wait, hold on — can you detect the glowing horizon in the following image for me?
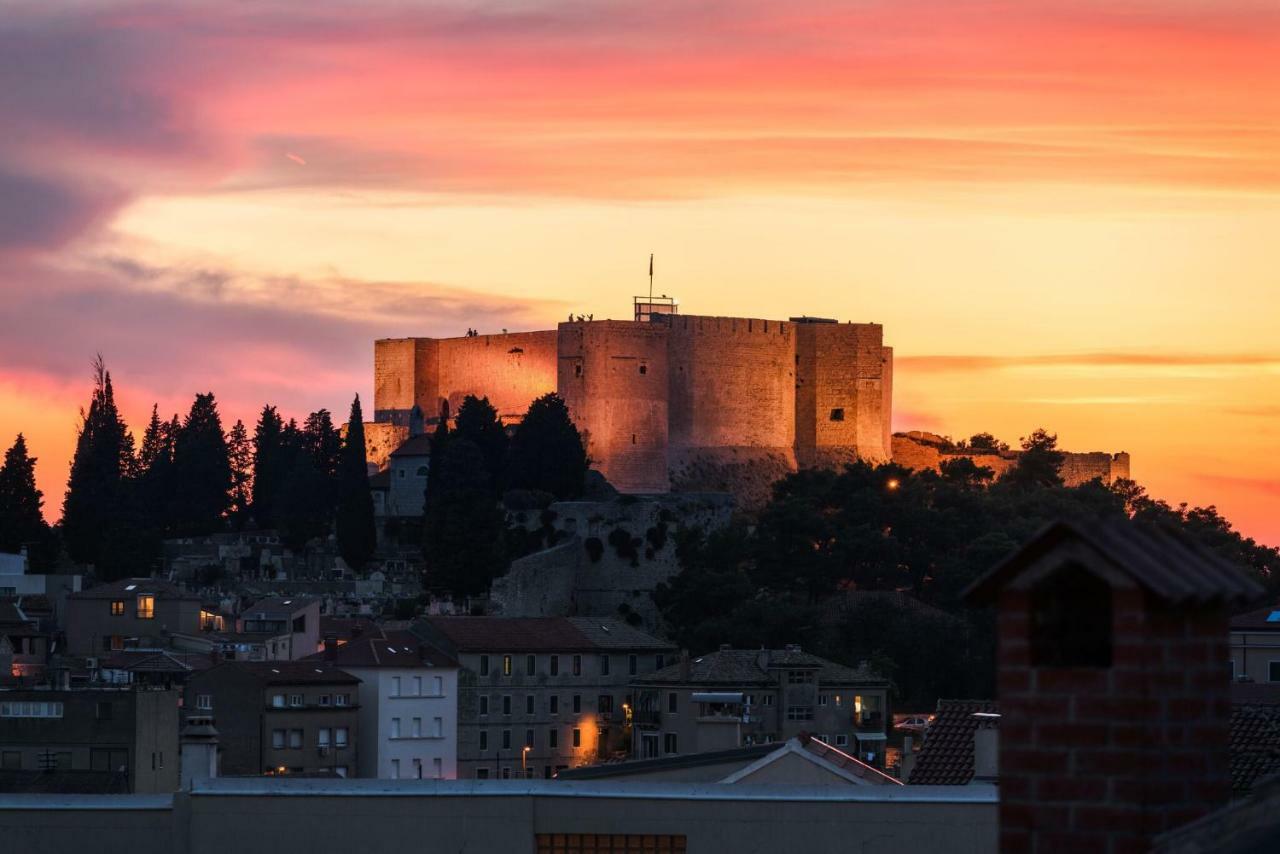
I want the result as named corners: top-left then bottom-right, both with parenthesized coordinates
top-left (0, 1), bottom-right (1277, 545)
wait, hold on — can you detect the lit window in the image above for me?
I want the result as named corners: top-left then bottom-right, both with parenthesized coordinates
top-left (272, 694), bottom-right (285, 708)
top-left (503, 655), bottom-right (512, 677)
top-left (136, 594), bottom-right (155, 619)
top-left (110, 600), bottom-right (125, 616)
top-left (335, 727), bottom-right (348, 747)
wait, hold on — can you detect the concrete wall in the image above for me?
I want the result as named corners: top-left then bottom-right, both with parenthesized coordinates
top-left (66, 595), bottom-right (202, 657)
top-left (0, 782), bottom-right (998, 854)
top-left (1229, 630), bottom-right (1280, 683)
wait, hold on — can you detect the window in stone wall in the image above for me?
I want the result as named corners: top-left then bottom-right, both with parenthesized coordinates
top-left (639, 364), bottom-right (648, 375)
top-left (829, 408), bottom-right (845, 422)
top-left (1030, 562), bottom-right (1113, 668)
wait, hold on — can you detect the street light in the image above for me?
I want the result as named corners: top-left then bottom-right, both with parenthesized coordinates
top-left (522, 745), bottom-right (531, 777)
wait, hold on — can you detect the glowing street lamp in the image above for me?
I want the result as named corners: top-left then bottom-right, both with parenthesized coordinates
top-left (885, 478), bottom-right (901, 491)
top-left (521, 745), bottom-right (531, 776)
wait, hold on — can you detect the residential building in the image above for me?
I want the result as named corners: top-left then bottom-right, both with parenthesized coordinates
top-left (630, 645), bottom-right (891, 766)
top-left (1230, 604), bottom-right (1280, 684)
top-left (0, 685), bottom-right (180, 793)
top-left (304, 632), bottom-right (459, 779)
top-left (184, 661), bottom-right (360, 777)
top-left (387, 435), bottom-right (431, 518)
top-left (411, 616), bottom-right (676, 780)
top-left (65, 578), bottom-right (201, 657)
top-left (172, 596), bottom-right (321, 662)
top-left (0, 600), bottom-right (51, 683)
top-left (0, 550), bottom-right (81, 600)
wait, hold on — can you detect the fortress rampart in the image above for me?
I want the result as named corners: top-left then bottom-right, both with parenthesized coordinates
top-left (891, 431), bottom-right (1131, 487)
top-left (373, 313), bottom-right (893, 494)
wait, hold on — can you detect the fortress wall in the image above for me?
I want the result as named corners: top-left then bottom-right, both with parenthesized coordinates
top-left (435, 330), bottom-right (558, 422)
top-left (794, 323), bottom-right (890, 467)
top-left (559, 321), bottom-right (670, 493)
top-left (340, 421), bottom-right (409, 472)
top-left (667, 315), bottom-right (797, 451)
top-left (891, 433), bottom-right (1130, 486)
top-left (373, 338), bottom-right (436, 422)
top-left (882, 346), bottom-right (894, 459)
top-left (1060, 451), bottom-right (1131, 485)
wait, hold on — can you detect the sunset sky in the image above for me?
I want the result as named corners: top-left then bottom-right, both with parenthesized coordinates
top-left (1, 0), bottom-right (1277, 545)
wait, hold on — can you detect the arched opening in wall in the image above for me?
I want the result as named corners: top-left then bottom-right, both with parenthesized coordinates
top-left (1030, 562), bottom-right (1113, 668)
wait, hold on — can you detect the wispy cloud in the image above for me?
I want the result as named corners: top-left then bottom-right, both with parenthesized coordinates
top-left (899, 353), bottom-right (1280, 373)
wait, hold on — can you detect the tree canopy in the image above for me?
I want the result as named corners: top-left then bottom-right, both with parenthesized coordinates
top-left (335, 395), bottom-right (377, 571)
top-left (507, 393), bottom-right (588, 499)
top-left (0, 434), bottom-right (51, 565)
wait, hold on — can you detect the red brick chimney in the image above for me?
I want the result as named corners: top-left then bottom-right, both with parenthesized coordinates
top-left (965, 520), bottom-right (1262, 854)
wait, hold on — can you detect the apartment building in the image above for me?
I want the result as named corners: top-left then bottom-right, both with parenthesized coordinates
top-left (0, 685), bottom-right (180, 792)
top-left (1230, 605), bottom-right (1280, 684)
top-left (631, 645), bottom-right (891, 766)
top-left (184, 661), bottom-right (360, 776)
top-left (411, 617), bottom-right (675, 780)
top-left (305, 632), bottom-right (459, 779)
top-left (65, 578), bottom-right (201, 656)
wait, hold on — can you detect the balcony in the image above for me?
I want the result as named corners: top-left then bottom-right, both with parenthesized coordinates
top-left (853, 712), bottom-right (884, 732)
top-left (631, 709), bottom-right (661, 728)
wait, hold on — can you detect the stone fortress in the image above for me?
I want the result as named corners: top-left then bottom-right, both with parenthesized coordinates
top-left (365, 298), bottom-right (1128, 501)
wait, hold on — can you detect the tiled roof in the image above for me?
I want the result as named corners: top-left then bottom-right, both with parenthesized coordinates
top-left (368, 470), bottom-right (392, 490)
top-left (1231, 605), bottom-right (1280, 631)
top-left (100, 650), bottom-right (214, 673)
top-left (1231, 704), bottom-right (1280, 796)
top-left (798, 734), bottom-right (902, 786)
top-left (417, 617), bottom-right (671, 654)
top-left (210, 661), bottom-right (360, 686)
top-left (242, 596), bottom-right (316, 618)
top-left (320, 616), bottom-right (387, 642)
top-left (964, 519), bottom-right (1264, 606)
top-left (390, 434), bottom-right (432, 458)
top-left (634, 648), bottom-right (884, 687)
top-left (907, 700), bottom-right (1000, 786)
top-left (72, 577), bottom-right (199, 601)
top-left (302, 631), bottom-right (457, 669)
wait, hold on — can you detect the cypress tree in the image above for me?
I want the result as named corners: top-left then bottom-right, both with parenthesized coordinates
top-left (172, 393), bottom-right (232, 535)
top-left (335, 396), bottom-right (376, 572)
top-left (226, 419), bottom-right (253, 526)
top-left (421, 438), bottom-right (508, 597)
top-left (507, 393), bottom-right (588, 499)
top-left (251, 405), bottom-right (286, 529)
top-left (453, 395), bottom-right (508, 494)
top-left (0, 434), bottom-right (48, 556)
top-left (62, 357), bottom-right (133, 567)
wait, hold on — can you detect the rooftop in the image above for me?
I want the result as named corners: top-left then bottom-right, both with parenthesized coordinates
top-left (1231, 605), bottom-right (1280, 631)
top-left (204, 661), bottom-right (360, 686)
top-left (303, 632), bottom-right (458, 669)
top-left (390, 435), bottom-right (432, 458)
top-left (634, 647), bottom-right (884, 687)
top-left (907, 700), bottom-right (1000, 786)
top-left (1231, 704), bottom-right (1280, 796)
top-left (242, 596), bottom-right (318, 619)
top-left (416, 617), bottom-right (673, 654)
top-left (71, 577), bottom-right (199, 602)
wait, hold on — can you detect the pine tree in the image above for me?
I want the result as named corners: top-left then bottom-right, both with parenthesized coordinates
top-left (302, 409), bottom-right (342, 512)
top-left (226, 419), bottom-right (253, 526)
top-left (421, 438), bottom-right (508, 597)
top-left (62, 357), bottom-right (134, 568)
top-left (0, 434), bottom-right (48, 556)
top-left (275, 446), bottom-right (330, 551)
top-left (1004, 428), bottom-right (1066, 489)
top-left (171, 393), bottom-right (232, 535)
top-left (454, 395), bottom-right (508, 494)
top-left (251, 405), bottom-right (286, 529)
top-left (507, 393), bottom-right (588, 499)
top-left (335, 396), bottom-right (377, 572)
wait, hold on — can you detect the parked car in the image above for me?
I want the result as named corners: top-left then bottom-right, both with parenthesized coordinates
top-left (894, 715), bottom-right (933, 733)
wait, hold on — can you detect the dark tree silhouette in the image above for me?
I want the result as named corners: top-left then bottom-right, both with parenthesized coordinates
top-left (0, 434), bottom-right (49, 560)
top-left (1004, 428), bottom-right (1066, 489)
top-left (251, 405), bottom-right (288, 529)
top-left (335, 396), bottom-right (377, 572)
top-left (171, 393), bottom-right (232, 535)
top-left (421, 438), bottom-right (508, 597)
top-left (453, 395), bottom-right (508, 493)
top-left (507, 393), bottom-right (588, 499)
top-left (226, 419), bottom-right (253, 525)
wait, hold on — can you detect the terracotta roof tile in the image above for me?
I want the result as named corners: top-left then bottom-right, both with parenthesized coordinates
top-left (907, 699), bottom-right (999, 786)
top-left (1232, 704), bottom-right (1280, 795)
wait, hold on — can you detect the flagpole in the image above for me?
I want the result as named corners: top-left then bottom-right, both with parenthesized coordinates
top-left (649, 253), bottom-right (654, 304)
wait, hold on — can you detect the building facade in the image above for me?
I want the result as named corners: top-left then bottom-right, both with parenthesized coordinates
top-left (1229, 605), bottom-right (1280, 684)
top-left (184, 662), bottom-right (360, 777)
top-left (0, 685), bottom-right (180, 792)
top-left (630, 646), bottom-right (891, 766)
top-left (65, 578), bottom-right (201, 657)
top-left (306, 633), bottom-right (459, 780)
top-left (411, 617), bottom-right (675, 780)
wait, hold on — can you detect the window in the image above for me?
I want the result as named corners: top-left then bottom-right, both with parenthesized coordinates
top-left (413, 676), bottom-right (423, 696)
top-left (136, 594), bottom-right (155, 619)
top-left (818, 695), bottom-right (828, 706)
top-left (335, 694), bottom-right (349, 707)
top-left (196, 694), bottom-right (212, 710)
top-left (787, 671), bottom-right (813, 684)
top-left (433, 717), bottom-right (443, 738)
top-left (433, 758), bottom-right (443, 779)
top-left (412, 717), bottom-right (422, 738)
top-left (574, 363), bottom-right (582, 378)
top-left (503, 655), bottom-right (513, 677)
top-left (598, 695), bottom-right (613, 714)
top-left (503, 695), bottom-right (512, 716)
top-left (525, 729), bottom-right (534, 748)
top-left (288, 729), bottom-right (303, 748)
top-left (318, 728), bottom-right (331, 747)
top-left (572, 728), bottom-right (581, 748)
top-left (95, 701), bottom-right (113, 720)
top-left (480, 731), bottom-right (488, 751)
top-left (762, 695), bottom-right (774, 706)
top-left (835, 734), bottom-right (849, 747)
top-left (663, 733), bottom-right (678, 755)
top-left (501, 767), bottom-right (512, 780)
top-left (667, 692), bottom-right (678, 714)
top-left (829, 408), bottom-right (845, 422)
top-left (110, 600), bottom-right (125, 616)
top-left (272, 729), bottom-right (285, 749)
top-left (629, 655), bottom-right (638, 676)
top-left (335, 727), bottom-right (348, 747)
top-left (392, 677), bottom-right (401, 697)
top-left (413, 758), bottom-right (423, 779)
top-left (271, 693), bottom-right (285, 708)
top-left (1269, 661), bottom-right (1280, 683)
top-left (502, 730), bottom-right (512, 750)
top-left (479, 655), bottom-right (490, 676)
top-left (526, 695), bottom-right (534, 715)
top-left (476, 768), bottom-right (490, 780)
top-left (526, 655), bottom-right (536, 676)
top-left (391, 718), bottom-right (401, 738)
top-left (656, 654), bottom-right (665, 670)
top-left (786, 705), bottom-right (814, 721)
top-left (433, 676), bottom-right (443, 696)
top-left (600, 655), bottom-right (611, 677)
top-left (391, 759), bottom-right (400, 779)
top-left (1031, 563), bottom-right (1113, 668)
top-left (572, 695), bottom-right (581, 714)
top-left (289, 694), bottom-right (303, 707)
top-left (550, 655), bottom-right (559, 676)
top-left (549, 729), bottom-right (559, 748)
top-left (639, 363), bottom-right (647, 375)
top-left (0, 701), bottom-right (65, 719)
top-left (572, 655), bottom-right (582, 676)
top-left (549, 696), bottom-right (559, 715)
top-left (479, 696), bottom-right (489, 716)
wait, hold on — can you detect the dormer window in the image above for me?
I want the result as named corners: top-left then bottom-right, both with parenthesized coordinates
top-left (1031, 563), bottom-right (1112, 668)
